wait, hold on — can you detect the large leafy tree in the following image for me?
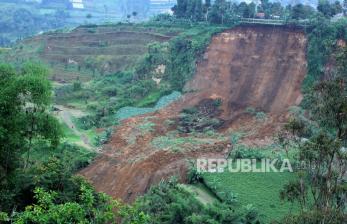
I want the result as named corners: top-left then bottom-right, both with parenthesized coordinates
top-left (0, 63), bottom-right (150, 223)
top-left (172, 0), bottom-right (204, 21)
top-left (208, 0), bottom-right (229, 24)
top-left (279, 46), bottom-right (347, 223)
top-left (317, 0), bottom-right (343, 18)
top-left (0, 63), bottom-right (62, 211)
top-left (290, 4), bottom-right (315, 20)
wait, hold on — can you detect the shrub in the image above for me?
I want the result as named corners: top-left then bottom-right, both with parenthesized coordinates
top-left (245, 107), bottom-right (267, 121)
top-left (73, 81), bottom-right (82, 91)
top-left (177, 99), bottom-right (223, 133)
top-left (230, 132), bottom-right (244, 145)
top-left (187, 161), bottom-right (203, 184)
top-left (245, 107), bottom-right (256, 115)
top-left (76, 115), bottom-right (97, 130)
top-left (135, 177), bottom-right (256, 224)
top-left (101, 86), bottom-right (118, 97)
top-left (95, 128), bottom-right (114, 146)
top-left (255, 111), bottom-right (267, 121)
top-left (229, 145), bottom-right (265, 161)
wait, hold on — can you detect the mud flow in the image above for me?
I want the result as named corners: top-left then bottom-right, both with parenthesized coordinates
top-left (80, 25), bottom-right (307, 202)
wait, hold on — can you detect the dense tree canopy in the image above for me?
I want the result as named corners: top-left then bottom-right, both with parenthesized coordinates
top-left (0, 63), bottom-right (61, 182)
top-left (0, 63), bottom-right (150, 223)
top-left (279, 43), bottom-right (347, 224)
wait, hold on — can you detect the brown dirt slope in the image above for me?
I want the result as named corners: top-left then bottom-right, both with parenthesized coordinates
top-left (80, 25), bottom-right (307, 202)
top-left (182, 25), bottom-right (307, 118)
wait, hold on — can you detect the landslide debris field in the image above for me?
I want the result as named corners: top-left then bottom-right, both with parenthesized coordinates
top-left (4, 25), bottom-right (175, 82)
top-left (81, 25), bottom-right (307, 202)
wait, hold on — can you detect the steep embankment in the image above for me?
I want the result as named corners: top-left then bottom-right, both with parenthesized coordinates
top-left (183, 25), bottom-right (306, 118)
top-left (80, 25), bottom-right (307, 202)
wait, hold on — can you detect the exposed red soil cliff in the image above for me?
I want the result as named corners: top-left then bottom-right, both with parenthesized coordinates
top-left (80, 25), bottom-right (307, 202)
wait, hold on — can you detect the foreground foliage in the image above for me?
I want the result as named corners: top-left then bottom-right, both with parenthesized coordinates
top-left (135, 178), bottom-right (259, 224)
top-left (0, 63), bottom-right (148, 223)
top-left (278, 44), bottom-right (347, 224)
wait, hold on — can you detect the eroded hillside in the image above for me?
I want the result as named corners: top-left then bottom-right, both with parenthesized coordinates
top-left (184, 26), bottom-right (306, 116)
top-left (80, 25), bottom-right (307, 202)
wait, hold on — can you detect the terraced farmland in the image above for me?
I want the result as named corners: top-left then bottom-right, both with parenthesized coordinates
top-left (4, 25), bottom-right (177, 83)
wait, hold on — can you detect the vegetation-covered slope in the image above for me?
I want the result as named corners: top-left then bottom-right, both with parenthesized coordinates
top-left (3, 25), bottom-right (177, 82)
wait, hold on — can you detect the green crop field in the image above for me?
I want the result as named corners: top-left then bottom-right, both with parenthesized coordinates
top-left (202, 171), bottom-right (300, 223)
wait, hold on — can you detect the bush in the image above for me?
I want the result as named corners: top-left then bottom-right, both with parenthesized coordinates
top-left (73, 81), bottom-right (82, 91)
top-left (135, 177), bottom-right (256, 224)
top-left (76, 115), bottom-right (97, 130)
top-left (187, 161), bottom-right (203, 184)
top-left (229, 145), bottom-right (265, 161)
top-left (178, 99), bottom-right (223, 133)
top-left (245, 107), bottom-right (267, 121)
top-left (255, 112), bottom-right (267, 121)
top-left (101, 86), bottom-right (118, 97)
top-left (95, 128), bottom-right (114, 146)
top-left (245, 107), bottom-right (256, 114)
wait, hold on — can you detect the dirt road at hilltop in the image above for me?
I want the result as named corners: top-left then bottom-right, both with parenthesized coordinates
top-left (80, 25), bottom-right (307, 202)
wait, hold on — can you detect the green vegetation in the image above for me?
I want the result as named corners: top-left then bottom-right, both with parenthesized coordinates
top-left (48, 23), bottom-right (229, 131)
top-left (302, 16), bottom-right (347, 92)
top-left (60, 122), bottom-right (80, 143)
top-left (178, 99), bottom-right (223, 133)
top-left (152, 132), bottom-right (206, 152)
top-left (151, 130), bottom-right (226, 152)
top-left (116, 91), bottom-right (182, 120)
top-left (94, 128), bottom-right (114, 147)
top-left (171, 0), bottom-right (343, 25)
top-left (172, 0), bottom-right (287, 23)
top-left (245, 107), bottom-right (267, 122)
top-left (1, 0), bottom-right (347, 223)
top-left (0, 0), bottom-right (126, 47)
top-left (275, 31), bottom-right (347, 223)
top-left (0, 3), bottom-right (70, 46)
top-left (134, 177), bottom-right (260, 224)
top-left (0, 63), bottom-right (148, 223)
top-left (12, 183), bottom-right (117, 224)
top-left (182, 183), bottom-right (219, 205)
top-left (200, 143), bottom-right (300, 222)
top-left (29, 142), bottom-right (95, 170)
top-left (202, 171), bottom-right (299, 223)
top-left (0, 62), bottom-right (61, 178)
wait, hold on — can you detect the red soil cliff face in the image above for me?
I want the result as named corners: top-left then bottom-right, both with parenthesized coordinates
top-left (80, 25), bottom-right (307, 202)
top-left (182, 25), bottom-right (307, 119)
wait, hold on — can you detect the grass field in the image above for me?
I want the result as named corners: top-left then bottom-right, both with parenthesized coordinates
top-left (202, 171), bottom-right (300, 223)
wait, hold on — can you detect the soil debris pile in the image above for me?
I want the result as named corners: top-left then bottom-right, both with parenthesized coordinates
top-left (80, 25), bottom-right (307, 202)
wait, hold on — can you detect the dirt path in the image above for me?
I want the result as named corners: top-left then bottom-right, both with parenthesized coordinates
top-left (55, 105), bottom-right (94, 151)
